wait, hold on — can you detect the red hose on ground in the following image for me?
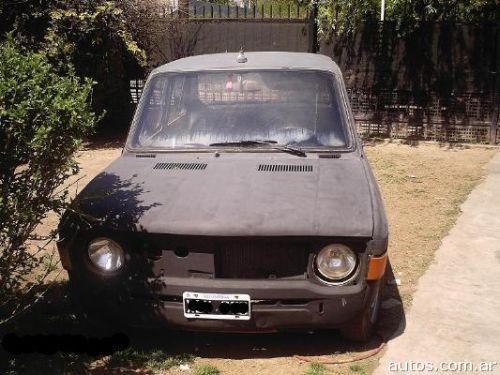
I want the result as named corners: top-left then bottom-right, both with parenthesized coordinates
top-left (294, 334), bottom-right (386, 365)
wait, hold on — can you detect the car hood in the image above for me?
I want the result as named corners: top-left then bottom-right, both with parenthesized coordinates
top-left (73, 154), bottom-right (374, 237)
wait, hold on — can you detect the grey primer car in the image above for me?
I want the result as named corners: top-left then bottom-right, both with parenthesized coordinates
top-left (58, 52), bottom-right (389, 342)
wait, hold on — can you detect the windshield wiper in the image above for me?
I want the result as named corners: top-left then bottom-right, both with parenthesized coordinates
top-left (209, 140), bottom-right (276, 147)
top-left (209, 140), bottom-right (307, 157)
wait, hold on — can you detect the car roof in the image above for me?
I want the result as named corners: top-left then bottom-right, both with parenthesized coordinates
top-left (151, 52), bottom-right (342, 75)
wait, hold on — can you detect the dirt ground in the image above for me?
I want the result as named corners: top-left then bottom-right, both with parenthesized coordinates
top-left (372, 152), bottom-right (500, 374)
top-left (365, 141), bottom-right (496, 305)
top-left (5, 141), bottom-right (497, 375)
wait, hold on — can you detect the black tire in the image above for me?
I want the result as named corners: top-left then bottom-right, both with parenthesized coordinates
top-left (340, 279), bottom-right (383, 342)
top-left (67, 235), bottom-right (151, 338)
top-left (68, 279), bottom-right (120, 338)
top-left (67, 238), bottom-right (127, 337)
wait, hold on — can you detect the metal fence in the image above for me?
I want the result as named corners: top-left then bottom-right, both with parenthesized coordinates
top-left (348, 90), bottom-right (494, 143)
top-left (187, 3), bottom-right (310, 20)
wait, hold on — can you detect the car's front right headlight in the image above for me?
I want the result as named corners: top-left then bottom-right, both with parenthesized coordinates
top-left (88, 237), bottom-right (124, 272)
top-left (315, 244), bottom-right (357, 282)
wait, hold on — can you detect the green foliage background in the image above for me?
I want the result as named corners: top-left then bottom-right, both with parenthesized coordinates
top-left (0, 0), bottom-right (149, 325)
top-left (318, 0), bottom-right (500, 36)
top-left (0, 39), bottom-right (97, 323)
top-left (0, 0), bottom-right (146, 133)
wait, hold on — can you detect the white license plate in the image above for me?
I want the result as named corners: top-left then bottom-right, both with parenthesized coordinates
top-left (183, 292), bottom-right (251, 320)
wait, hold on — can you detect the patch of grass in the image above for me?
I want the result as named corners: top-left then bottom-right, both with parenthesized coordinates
top-left (304, 362), bottom-right (327, 375)
top-left (144, 350), bottom-right (181, 371)
top-left (350, 363), bottom-right (366, 374)
top-left (193, 363), bottom-right (220, 375)
top-left (446, 176), bottom-right (481, 219)
top-left (1, 353), bottom-right (92, 375)
top-left (106, 348), bottom-right (193, 371)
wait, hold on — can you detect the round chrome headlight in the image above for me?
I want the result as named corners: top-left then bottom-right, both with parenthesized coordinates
top-left (88, 238), bottom-right (124, 272)
top-left (315, 244), bottom-right (357, 282)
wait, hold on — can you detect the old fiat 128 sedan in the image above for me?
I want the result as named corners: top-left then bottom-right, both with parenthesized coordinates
top-left (57, 51), bottom-right (388, 341)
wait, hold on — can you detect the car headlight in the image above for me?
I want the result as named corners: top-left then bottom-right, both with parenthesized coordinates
top-left (88, 238), bottom-right (124, 272)
top-left (315, 244), bottom-right (357, 282)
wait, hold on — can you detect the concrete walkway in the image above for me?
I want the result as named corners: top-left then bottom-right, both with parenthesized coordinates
top-left (374, 152), bottom-right (500, 375)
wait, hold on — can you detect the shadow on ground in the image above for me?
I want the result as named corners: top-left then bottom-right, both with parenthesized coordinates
top-left (82, 132), bottom-right (127, 151)
top-left (0, 263), bottom-right (405, 374)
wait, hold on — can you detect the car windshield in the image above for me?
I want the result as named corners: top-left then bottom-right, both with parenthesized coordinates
top-left (129, 70), bottom-right (350, 150)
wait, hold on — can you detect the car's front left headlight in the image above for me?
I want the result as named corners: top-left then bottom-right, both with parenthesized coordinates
top-left (88, 237), bottom-right (124, 272)
top-left (315, 244), bottom-right (357, 282)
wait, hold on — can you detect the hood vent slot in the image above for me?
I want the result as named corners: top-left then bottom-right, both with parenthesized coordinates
top-left (136, 154), bottom-right (156, 158)
top-left (153, 162), bottom-right (207, 170)
top-left (258, 164), bottom-right (313, 172)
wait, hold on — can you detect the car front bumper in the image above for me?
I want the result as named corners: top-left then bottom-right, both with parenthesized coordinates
top-left (77, 277), bottom-right (372, 332)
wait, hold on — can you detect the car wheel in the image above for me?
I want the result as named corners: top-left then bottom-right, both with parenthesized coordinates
top-left (68, 279), bottom-right (118, 337)
top-left (340, 279), bottom-right (383, 342)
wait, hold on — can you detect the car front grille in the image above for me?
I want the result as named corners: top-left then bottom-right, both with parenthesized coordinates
top-left (146, 237), bottom-right (312, 280)
top-left (215, 241), bottom-right (310, 279)
top-left (143, 235), bottom-right (365, 281)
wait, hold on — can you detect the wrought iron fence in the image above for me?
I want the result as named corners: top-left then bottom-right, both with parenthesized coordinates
top-left (162, 3), bottom-right (310, 20)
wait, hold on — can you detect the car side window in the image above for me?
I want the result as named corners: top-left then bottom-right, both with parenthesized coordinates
top-left (136, 77), bottom-right (166, 144)
top-left (165, 75), bottom-right (186, 125)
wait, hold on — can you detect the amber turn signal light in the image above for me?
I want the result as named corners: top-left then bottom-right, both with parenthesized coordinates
top-left (366, 253), bottom-right (388, 281)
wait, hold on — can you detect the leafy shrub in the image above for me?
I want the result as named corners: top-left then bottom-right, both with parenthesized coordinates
top-left (2, 0), bottom-right (146, 133)
top-left (0, 39), bottom-right (97, 324)
top-left (42, 1), bottom-right (145, 133)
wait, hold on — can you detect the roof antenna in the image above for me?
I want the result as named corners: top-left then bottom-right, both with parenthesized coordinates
top-left (236, 47), bottom-right (247, 63)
